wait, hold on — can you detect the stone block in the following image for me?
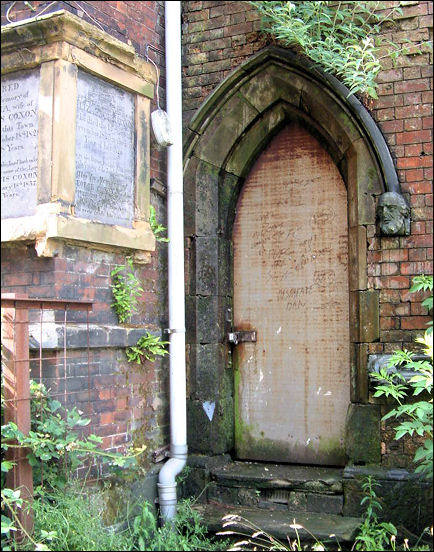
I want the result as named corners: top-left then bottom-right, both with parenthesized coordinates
top-left (347, 139), bottom-right (382, 227)
top-left (194, 92), bottom-right (258, 168)
top-left (225, 104), bottom-right (287, 178)
top-left (345, 404), bottom-right (381, 464)
top-left (189, 343), bottom-right (226, 401)
top-left (197, 295), bottom-right (220, 344)
top-left (349, 225), bottom-right (367, 291)
top-left (307, 493), bottom-right (343, 515)
top-left (184, 156), bottom-right (220, 237)
top-left (350, 290), bottom-right (380, 343)
top-left (219, 170), bottom-right (241, 237)
top-left (187, 397), bottom-right (234, 455)
top-left (218, 238), bottom-right (232, 295)
top-left (196, 237), bottom-right (219, 296)
top-left (350, 343), bottom-right (369, 404)
top-left (343, 466), bottom-right (433, 534)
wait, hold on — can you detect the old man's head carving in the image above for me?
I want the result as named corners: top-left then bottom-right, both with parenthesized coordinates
top-left (377, 192), bottom-right (410, 236)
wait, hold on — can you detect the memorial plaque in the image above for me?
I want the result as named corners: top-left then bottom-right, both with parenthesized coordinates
top-left (1, 70), bottom-right (40, 218)
top-left (75, 70), bottom-right (135, 227)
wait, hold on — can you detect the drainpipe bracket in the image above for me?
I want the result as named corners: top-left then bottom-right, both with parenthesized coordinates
top-left (164, 328), bottom-right (186, 334)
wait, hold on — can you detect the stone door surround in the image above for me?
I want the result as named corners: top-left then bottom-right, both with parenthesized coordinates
top-left (183, 45), bottom-right (401, 459)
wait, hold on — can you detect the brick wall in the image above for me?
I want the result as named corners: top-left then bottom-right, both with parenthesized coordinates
top-left (1, 0), bottom-right (169, 466)
top-left (182, 0), bottom-right (433, 348)
top-left (181, 1), bottom-right (433, 469)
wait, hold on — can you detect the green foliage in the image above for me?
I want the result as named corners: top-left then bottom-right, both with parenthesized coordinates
top-left (126, 332), bottom-right (169, 364)
top-left (149, 205), bottom-right (169, 243)
top-left (1, 381), bottom-right (144, 550)
top-left (110, 257), bottom-right (144, 324)
top-left (354, 476), bottom-right (397, 551)
top-left (131, 499), bottom-right (227, 551)
top-left (14, 483), bottom-right (135, 552)
top-left (410, 275), bottom-right (433, 334)
top-left (249, 1), bottom-right (432, 100)
top-left (371, 275), bottom-right (433, 478)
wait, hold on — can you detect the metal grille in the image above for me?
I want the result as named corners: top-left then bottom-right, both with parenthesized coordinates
top-left (1, 295), bottom-right (94, 535)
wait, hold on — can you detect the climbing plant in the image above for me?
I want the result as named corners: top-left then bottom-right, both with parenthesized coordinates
top-left (250, 1), bottom-right (432, 100)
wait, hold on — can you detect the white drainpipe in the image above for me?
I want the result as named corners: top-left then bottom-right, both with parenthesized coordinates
top-left (157, 0), bottom-right (187, 523)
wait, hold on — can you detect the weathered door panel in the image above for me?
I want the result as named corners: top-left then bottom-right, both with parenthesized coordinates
top-left (233, 123), bottom-right (350, 466)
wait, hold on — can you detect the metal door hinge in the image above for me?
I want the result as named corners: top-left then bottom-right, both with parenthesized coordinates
top-left (227, 330), bottom-right (257, 345)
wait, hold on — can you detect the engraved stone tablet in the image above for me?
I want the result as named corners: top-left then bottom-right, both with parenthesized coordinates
top-left (1, 70), bottom-right (39, 218)
top-left (75, 71), bottom-right (135, 227)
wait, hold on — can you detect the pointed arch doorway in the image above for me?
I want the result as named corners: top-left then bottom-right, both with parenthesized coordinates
top-left (233, 123), bottom-right (350, 465)
top-left (184, 46), bottom-right (402, 463)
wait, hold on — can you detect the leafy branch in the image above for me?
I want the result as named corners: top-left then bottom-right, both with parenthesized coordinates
top-left (250, 1), bottom-right (432, 100)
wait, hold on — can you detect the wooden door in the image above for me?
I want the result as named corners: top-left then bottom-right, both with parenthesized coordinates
top-left (233, 123), bottom-right (350, 465)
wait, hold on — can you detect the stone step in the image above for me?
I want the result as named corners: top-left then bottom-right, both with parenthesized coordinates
top-left (208, 461), bottom-right (345, 514)
top-left (194, 502), bottom-right (362, 545)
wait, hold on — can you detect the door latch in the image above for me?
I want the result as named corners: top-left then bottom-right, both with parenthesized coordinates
top-left (227, 330), bottom-right (257, 345)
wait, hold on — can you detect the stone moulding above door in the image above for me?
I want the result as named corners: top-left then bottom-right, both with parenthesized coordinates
top-left (183, 45), bottom-right (398, 455)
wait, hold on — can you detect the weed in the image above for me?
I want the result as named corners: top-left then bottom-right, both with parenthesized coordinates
top-left (149, 205), bottom-right (169, 243)
top-left (110, 257), bottom-right (144, 324)
top-left (126, 332), bottom-right (169, 364)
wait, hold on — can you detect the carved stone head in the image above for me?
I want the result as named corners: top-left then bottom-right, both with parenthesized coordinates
top-left (377, 192), bottom-right (410, 236)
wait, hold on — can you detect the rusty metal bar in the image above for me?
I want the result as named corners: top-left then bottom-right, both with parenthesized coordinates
top-left (2, 302), bottom-right (34, 537)
top-left (1, 295), bottom-right (93, 539)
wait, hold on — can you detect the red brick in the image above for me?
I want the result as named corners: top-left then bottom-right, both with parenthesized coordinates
top-left (100, 412), bottom-right (114, 425)
top-left (404, 168), bottom-right (425, 182)
top-left (409, 248), bottom-right (427, 261)
top-left (380, 119), bottom-right (404, 133)
top-left (411, 302), bottom-right (431, 315)
top-left (381, 262), bottom-right (400, 276)
top-left (376, 108), bottom-right (395, 121)
top-left (404, 143), bottom-right (428, 156)
top-left (401, 234), bottom-right (433, 248)
top-left (3, 273), bottom-right (33, 286)
top-left (404, 118), bottom-right (423, 131)
top-left (403, 92), bottom-right (422, 105)
top-left (423, 117), bottom-right (433, 129)
top-left (395, 79), bottom-right (431, 94)
top-left (410, 221), bottom-right (426, 235)
top-left (400, 261), bottom-right (433, 275)
top-left (396, 130), bottom-right (432, 145)
top-left (382, 249), bottom-right (409, 262)
top-left (395, 104), bottom-right (433, 119)
top-left (380, 276), bottom-right (411, 289)
top-left (412, 207), bottom-right (434, 221)
top-left (401, 316), bottom-right (432, 330)
top-left (380, 288), bottom-right (402, 303)
top-left (396, 155), bottom-right (433, 169)
top-left (381, 317), bottom-right (399, 330)
top-left (378, 68), bottom-right (403, 83)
